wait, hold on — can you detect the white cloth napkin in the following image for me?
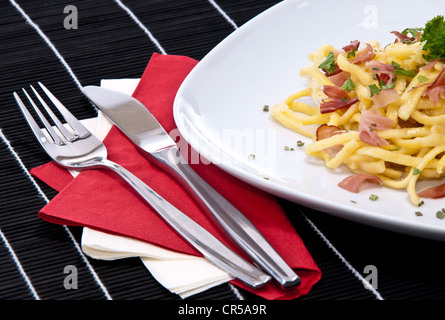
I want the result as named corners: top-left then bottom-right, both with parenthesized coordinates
top-left (78, 79), bottom-right (233, 298)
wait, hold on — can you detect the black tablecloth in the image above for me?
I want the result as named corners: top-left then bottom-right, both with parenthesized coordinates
top-left (1, 0), bottom-right (445, 302)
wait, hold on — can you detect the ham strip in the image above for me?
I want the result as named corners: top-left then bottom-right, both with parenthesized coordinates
top-left (370, 88), bottom-right (399, 108)
top-left (315, 124), bottom-right (346, 157)
top-left (359, 109), bottom-right (394, 147)
top-left (320, 97), bottom-right (359, 114)
top-left (338, 174), bottom-right (383, 193)
top-left (423, 67), bottom-right (445, 105)
top-left (421, 59), bottom-right (442, 71)
top-left (390, 31), bottom-right (415, 43)
top-left (315, 124), bottom-right (347, 141)
top-left (319, 85), bottom-right (358, 114)
top-left (418, 183), bottom-right (445, 199)
top-left (365, 60), bottom-right (396, 84)
top-left (323, 85), bottom-right (350, 100)
top-left (328, 71), bottom-right (351, 87)
top-left (342, 40), bottom-right (360, 53)
top-left (349, 43), bottom-right (376, 65)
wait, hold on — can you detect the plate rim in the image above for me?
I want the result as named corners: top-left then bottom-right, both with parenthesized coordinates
top-left (173, 0), bottom-right (445, 241)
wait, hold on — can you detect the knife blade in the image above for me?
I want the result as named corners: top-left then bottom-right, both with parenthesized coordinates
top-left (82, 85), bottom-right (300, 289)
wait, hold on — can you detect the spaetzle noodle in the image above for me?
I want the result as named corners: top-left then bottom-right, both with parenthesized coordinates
top-left (270, 32), bottom-right (445, 206)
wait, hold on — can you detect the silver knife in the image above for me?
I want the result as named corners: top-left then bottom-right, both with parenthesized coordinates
top-left (82, 85), bottom-right (300, 289)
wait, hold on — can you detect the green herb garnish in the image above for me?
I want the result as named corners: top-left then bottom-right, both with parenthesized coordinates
top-left (420, 15), bottom-right (445, 61)
top-left (318, 51), bottom-right (336, 75)
top-left (341, 77), bottom-right (356, 91)
top-left (381, 82), bottom-right (395, 90)
top-left (391, 61), bottom-right (416, 78)
top-left (413, 168), bottom-right (423, 175)
top-left (369, 194), bottom-right (379, 201)
top-left (368, 84), bottom-right (381, 97)
top-left (417, 75), bottom-right (429, 83)
top-left (402, 27), bottom-right (423, 39)
top-left (347, 48), bottom-right (358, 59)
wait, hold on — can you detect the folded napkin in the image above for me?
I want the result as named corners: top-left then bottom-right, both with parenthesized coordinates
top-left (31, 53), bottom-right (321, 300)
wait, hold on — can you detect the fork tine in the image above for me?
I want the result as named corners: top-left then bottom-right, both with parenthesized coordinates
top-left (38, 82), bottom-right (91, 139)
top-left (13, 91), bottom-right (57, 145)
top-left (19, 89), bottom-right (64, 145)
top-left (30, 85), bottom-right (78, 142)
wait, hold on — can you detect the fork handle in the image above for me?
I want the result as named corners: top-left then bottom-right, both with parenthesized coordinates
top-left (150, 147), bottom-right (300, 290)
top-left (98, 158), bottom-right (271, 289)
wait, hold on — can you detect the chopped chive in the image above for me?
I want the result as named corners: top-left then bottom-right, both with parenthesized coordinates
top-left (297, 140), bottom-right (305, 147)
top-left (347, 48), bottom-right (358, 58)
top-left (417, 75), bottom-right (429, 83)
top-left (418, 200), bottom-right (425, 207)
top-left (248, 154), bottom-right (255, 161)
top-left (284, 146), bottom-right (289, 151)
top-left (369, 194), bottom-right (379, 201)
top-left (350, 200), bottom-right (357, 203)
top-left (415, 211), bottom-right (423, 216)
top-left (263, 105), bottom-right (269, 112)
top-left (413, 168), bottom-right (423, 175)
top-left (436, 211), bottom-right (445, 219)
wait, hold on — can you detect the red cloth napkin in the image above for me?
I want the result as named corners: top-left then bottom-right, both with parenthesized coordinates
top-left (31, 53), bottom-right (321, 300)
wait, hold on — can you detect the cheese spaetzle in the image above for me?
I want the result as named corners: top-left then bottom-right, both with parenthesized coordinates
top-left (271, 28), bottom-right (445, 206)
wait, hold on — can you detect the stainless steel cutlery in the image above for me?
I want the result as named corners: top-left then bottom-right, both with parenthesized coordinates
top-left (14, 82), bottom-right (300, 289)
top-left (82, 86), bottom-right (300, 289)
top-left (13, 82), bottom-right (272, 289)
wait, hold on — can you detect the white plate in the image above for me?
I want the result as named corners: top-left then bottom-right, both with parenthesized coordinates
top-left (173, 0), bottom-right (445, 241)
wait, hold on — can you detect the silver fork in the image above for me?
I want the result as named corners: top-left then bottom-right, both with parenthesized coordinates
top-left (13, 82), bottom-right (271, 289)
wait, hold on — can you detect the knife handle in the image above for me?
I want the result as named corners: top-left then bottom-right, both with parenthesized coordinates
top-left (151, 147), bottom-right (300, 290)
top-left (100, 158), bottom-right (271, 289)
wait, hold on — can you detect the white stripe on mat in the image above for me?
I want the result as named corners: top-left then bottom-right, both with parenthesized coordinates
top-left (208, 0), bottom-right (239, 29)
top-left (113, 0), bottom-right (167, 54)
top-left (7, 0), bottom-right (113, 300)
top-left (300, 210), bottom-right (384, 300)
top-left (0, 228), bottom-right (40, 300)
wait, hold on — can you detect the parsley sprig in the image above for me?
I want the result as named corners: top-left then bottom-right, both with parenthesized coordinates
top-left (341, 77), bottom-right (356, 91)
top-left (368, 81), bottom-right (395, 97)
top-left (318, 51), bottom-right (337, 75)
top-left (391, 61), bottom-right (416, 78)
top-left (420, 15), bottom-right (445, 61)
